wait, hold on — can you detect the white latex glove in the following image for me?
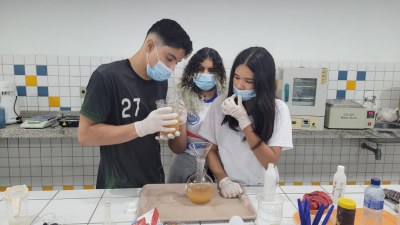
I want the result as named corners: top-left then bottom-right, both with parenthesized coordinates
top-left (155, 131), bottom-right (180, 141)
top-left (134, 107), bottom-right (178, 137)
top-left (219, 177), bottom-right (243, 198)
top-left (221, 94), bottom-right (252, 130)
top-left (155, 100), bottom-right (187, 141)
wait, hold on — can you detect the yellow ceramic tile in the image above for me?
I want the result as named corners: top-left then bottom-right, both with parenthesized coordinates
top-left (382, 180), bottom-right (391, 185)
top-left (0, 186), bottom-right (6, 192)
top-left (294, 182), bottom-right (303, 186)
top-left (364, 181), bottom-right (371, 185)
top-left (328, 181), bottom-right (333, 185)
top-left (346, 80), bottom-right (356, 90)
top-left (42, 186), bottom-right (53, 191)
top-left (84, 185), bottom-right (94, 190)
top-left (311, 182), bottom-right (321, 186)
top-left (25, 75), bottom-right (37, 86)
top-left (27, 186), bottom-right (32, 191)
top-left (347, 181), bottom-right (357, 185)
top-left (48, 96), bottom-right (60, 107)
top-left (278, 182), bottom-right (285, 186)
top-left (63, 185), bottom-right (74, 190)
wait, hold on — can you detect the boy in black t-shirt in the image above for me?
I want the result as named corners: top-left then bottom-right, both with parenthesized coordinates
top-left (78, 19), bottom-right (193, 188)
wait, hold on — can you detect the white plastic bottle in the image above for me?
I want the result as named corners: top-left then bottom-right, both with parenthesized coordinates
top-left (362, 178), bottom-right (385, 225)
top-left (332, 165), bottom-right (347, 205)
top-left (274, 165), bottom-right (280, 187)
top-left (264, 163), bottom-right (277, 202)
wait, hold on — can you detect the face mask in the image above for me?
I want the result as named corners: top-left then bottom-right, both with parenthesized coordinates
top-left (146, 46), bottom-right (173, 81)
top-left (233, 85), bottom-right (256, 101)
top-left (193, 73), bottom-right (216, 91)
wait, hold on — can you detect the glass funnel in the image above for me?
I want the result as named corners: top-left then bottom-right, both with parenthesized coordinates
top-left (185, 142), bottom-right (215, 204)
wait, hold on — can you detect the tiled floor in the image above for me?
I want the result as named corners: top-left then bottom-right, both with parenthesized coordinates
top-left (0, 185), bottom-right (398, 225)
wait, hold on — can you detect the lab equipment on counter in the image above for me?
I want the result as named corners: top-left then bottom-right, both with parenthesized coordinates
top-left (332, 165), bottom-right (347, 205)
top-left (0, 80), bottom-right (21, 124)
top-left (276, 67), bottom-right (328, 130)
top-left (20, 115), bottom-right (58, 128)
top-left (58, 115), bottom-right (80, 127)
top-left (185, 142), bottom-right (214, 204)
top-left (325, 99), bottom-right (376, 129)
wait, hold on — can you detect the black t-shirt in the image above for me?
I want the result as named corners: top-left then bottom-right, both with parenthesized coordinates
top-left (80, 59), bottom-right (167, 188)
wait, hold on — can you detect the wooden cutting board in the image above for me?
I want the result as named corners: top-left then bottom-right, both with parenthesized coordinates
top-left (293, 208), bottom-right (398, 225)
top-left (137, 183), bottom-right (257, 223)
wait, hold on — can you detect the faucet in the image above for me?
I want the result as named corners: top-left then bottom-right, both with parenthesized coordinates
top-left (363, 95), bottom-right (376, 109)
top-left (361, 143), bottom-right (382, 160)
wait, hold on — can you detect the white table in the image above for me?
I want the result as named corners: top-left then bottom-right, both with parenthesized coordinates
top-left (0, 185), bottom-right (398, 225)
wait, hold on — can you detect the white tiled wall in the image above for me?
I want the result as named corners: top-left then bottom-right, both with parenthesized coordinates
top-left (0, 138), bottom-right (100, 190)
top-left (0, 55), bottom-right (399, 190)
top-left (279, 138), bottom-right (400, 184)
top-left (0, 138), bottom-right (398, 190)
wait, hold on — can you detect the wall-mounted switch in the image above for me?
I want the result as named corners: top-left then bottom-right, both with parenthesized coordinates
top-left (80, 86), bottom-right (86, 98)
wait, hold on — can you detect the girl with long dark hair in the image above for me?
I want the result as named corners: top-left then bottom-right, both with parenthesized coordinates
top-left (198, 47), bottom-right (293, 198)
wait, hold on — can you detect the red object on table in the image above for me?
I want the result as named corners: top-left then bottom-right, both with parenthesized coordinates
top-left (303, 191), bottom-right (333, 210)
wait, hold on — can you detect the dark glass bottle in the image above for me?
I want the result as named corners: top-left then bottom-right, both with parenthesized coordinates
top-left (336, 197), bottom-right (356, 225)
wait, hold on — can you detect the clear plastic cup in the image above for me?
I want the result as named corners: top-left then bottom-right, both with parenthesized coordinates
top-left (255, 194), bottom-right (284, 225)
top-left (5, 185), bottom-right (30, 225)
top-left (155, 99), bottom-right (179, 136)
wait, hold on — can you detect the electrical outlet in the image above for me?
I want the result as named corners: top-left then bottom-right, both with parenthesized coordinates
top-left (80, 86), bottom-right (86, 98)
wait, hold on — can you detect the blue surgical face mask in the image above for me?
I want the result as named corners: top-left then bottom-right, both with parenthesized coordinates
top-left (193, 73), bottom-right (216, 91)
top-left (146, 46), bottom-right (173, 81)
top-left (233, 85), bottom-right (256, 101)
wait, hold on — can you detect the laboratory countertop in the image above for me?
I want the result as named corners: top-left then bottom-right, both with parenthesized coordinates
top-left (1, 123), bottom-right (400, 140)
top-left (1, 110), bottom-right (399, 140)
top-left (0, 184), bottom-right (398, 225)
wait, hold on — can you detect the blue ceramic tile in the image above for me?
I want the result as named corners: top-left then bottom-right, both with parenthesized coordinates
top-left (338, 71), bottom-right (347, 80)
top-left (356, 71), bottom-right (366, 80)
top-left (16, 86), bottom-right (27, 96)
top-left (60, 107), bottom-right (71, 111)
top-left (336, 90), bottom-right (346, 99)
top-left (14, 65), bottom-right (25, 75)
top-left (37, 86), bottom-right (48, 96)
top-left (36, 65), bottom-right (48, 76)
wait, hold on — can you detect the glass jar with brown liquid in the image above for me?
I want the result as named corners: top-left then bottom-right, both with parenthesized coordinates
top-left (155, 99), bottom-right (180, 136)
top-left (185, 142), bottom-right (215, 204)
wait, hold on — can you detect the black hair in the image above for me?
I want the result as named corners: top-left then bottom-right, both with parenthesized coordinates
top-left (222, 47), bottom-right (276, 142)
top-left (147, 18), bottom-right (193, 56)
top-left (180, 47), bottom-right (226, 95)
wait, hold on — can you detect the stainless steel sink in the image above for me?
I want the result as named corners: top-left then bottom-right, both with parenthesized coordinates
top-left (374, 122), bottom-right (400, 129)
top-left (367, 137), bottom-right (400, 143)
top-left (368, 126), bottom-right (400, 143)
